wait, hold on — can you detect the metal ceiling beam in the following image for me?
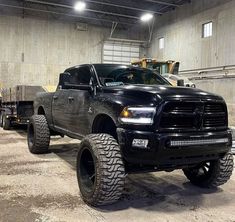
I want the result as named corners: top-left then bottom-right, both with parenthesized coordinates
top-left (157, 0), bottom-right (184, 12)
top-left (85, 0), bottom-right (163, 15)
top-left (25, 0), bottom-right (140, 20)
top-left (144, 0), bottom-right (180, 7)
top-left (0, 3), bottom-right (137, 26)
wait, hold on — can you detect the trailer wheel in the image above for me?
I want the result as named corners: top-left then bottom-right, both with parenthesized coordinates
top-left (0, 112), bottom-right (2, 127)
top-left (77, 134), bottom-right (125, 206)
top-left (2, 115), bottom-right (11, 130)
top-left (183, 152), bottom-right (234, 188)
top-left (27, 115), bottom-right (50, 154)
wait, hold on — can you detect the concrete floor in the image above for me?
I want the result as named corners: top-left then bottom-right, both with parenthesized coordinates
top-left (0, 128), bottom-right (235, 222)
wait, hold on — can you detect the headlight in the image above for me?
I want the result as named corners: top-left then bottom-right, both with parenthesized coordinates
top-left (119, 107), bottom-right (156, 125)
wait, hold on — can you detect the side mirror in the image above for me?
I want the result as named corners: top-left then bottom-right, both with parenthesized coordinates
top-left (58, 72), bottom-right (70, 89)
top-left (177, 79), bottom-right (184, 86)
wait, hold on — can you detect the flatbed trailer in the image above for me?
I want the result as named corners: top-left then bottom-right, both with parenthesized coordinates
top-left (0, 85), bottom-right (46, 130)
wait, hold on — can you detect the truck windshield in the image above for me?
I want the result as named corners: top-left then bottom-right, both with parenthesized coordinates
top-left (94, 64), bottom-right (170, 87)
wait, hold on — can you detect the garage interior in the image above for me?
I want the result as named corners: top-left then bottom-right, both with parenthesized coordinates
top-left (0, 0), bottom-right (235, 221)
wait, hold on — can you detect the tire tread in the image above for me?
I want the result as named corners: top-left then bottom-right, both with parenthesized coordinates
top-left (78, 134), bottom-right (125, 206)
top-left (183, 152), bottom-right (234, 188)
top-left (28, 115), bottom-right (50, 154)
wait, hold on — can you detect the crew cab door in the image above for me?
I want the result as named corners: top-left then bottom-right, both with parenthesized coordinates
top-left (52, 88), bottom-right (70, 131)
top-left (65, 66), bottom-right (94, 136)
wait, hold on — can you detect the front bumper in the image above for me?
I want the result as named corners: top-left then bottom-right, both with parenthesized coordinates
top-left (117, 128), bottom-right (232, 168)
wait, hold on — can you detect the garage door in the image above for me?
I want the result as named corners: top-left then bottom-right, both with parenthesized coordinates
top-left (102, 41), bottom-right (140, 65)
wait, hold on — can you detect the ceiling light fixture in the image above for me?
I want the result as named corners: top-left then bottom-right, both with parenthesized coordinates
top-left (140, 13), bottom-right (153, 22)
top-left (74, 1), bottom-right (86, 12)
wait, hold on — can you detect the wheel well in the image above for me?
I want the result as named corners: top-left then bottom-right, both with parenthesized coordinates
top-left (92, 114), bottom-right (117, 139)
top-left (38, 106), bottom-right (45, 115)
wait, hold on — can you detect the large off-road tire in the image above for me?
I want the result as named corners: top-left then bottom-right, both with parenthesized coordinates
top-left (77, 134), bottom-right (125, 206)
top-left (27, 115), bottom-right (50, 154)
top-left (2, 114), bottom-right (11, 130)
top-left (183, 152), bottom-right (234, 188)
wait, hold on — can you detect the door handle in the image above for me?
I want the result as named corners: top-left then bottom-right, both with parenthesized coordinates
top-left (68, 97), bottom-right (74, 101)
top-left (53, 96), bottom-right (58, 100)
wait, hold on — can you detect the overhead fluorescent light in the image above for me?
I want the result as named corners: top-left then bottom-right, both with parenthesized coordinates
top-left (74, 1), bottom-right (86, 12)
top-left (140, 13), bottom-right (153, 22)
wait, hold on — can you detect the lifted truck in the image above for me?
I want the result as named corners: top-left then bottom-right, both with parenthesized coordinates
top-left (27, 64), bottom-right (234, 206)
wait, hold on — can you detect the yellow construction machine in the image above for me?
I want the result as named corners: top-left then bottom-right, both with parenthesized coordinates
top-left (131, 58), bottom-right (180, 75)
top-left (131, 58), bottom-right (197, 87)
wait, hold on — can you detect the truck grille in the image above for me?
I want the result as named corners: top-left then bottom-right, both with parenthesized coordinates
top-left (159, 101), bottom-right (227, 131)
top-left (203, 103), bottom-right (226, 128)
top-left (204, 103), bottom-right (225, 113)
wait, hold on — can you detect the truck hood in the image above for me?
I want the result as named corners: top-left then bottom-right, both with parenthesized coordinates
top-left (102, 84), bottom-right (223, 101)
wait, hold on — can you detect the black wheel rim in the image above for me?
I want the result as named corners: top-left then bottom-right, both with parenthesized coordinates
top-left (191, 161), bottom-right (213, 179)
top-left (28, 123), bottom-right (35, 147)
top-left (79, 147), bottom-right (96, 193)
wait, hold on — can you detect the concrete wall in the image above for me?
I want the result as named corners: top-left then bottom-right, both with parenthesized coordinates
top-left (0, 15), bottom-right (111, 88)
top-left (0, 16), bottom-right (111, 87)
top-left (148, 0), bottom-right (235, 126)
top-left (148, 0), bottom-right (235, 71)
top-left (0, 14), bottom-right (147, 88)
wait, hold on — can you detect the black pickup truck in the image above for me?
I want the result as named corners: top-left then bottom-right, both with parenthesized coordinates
top-left (27, 64), bottom-right (233, 206)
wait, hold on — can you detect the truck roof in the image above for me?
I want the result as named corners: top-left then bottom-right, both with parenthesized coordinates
top-left (65, 64), bottom-right (132, 72)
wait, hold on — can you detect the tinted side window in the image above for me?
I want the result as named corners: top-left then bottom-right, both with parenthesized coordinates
top-left (69, 66), bottom-right (91, 85)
